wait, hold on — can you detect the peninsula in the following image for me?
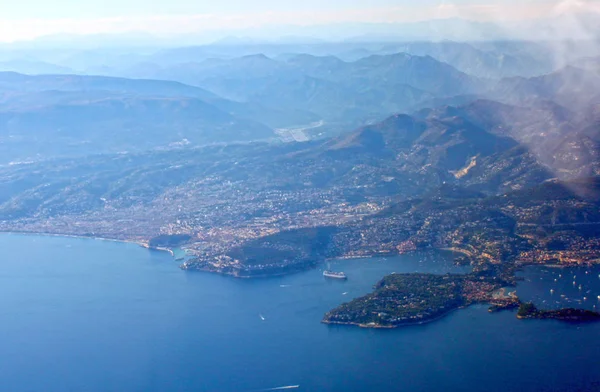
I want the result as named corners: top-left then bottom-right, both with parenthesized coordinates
top-left (516, 302), bottom-right (600, 322)
top-left (322, 273), bottom-right (600, 328)
top-left (322, 273), bottom-right (505, 328)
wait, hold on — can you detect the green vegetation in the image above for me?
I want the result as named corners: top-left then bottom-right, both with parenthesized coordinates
top-left (149, 234), bottom-right (192, 248)
top-left (324, 277), bottom-right (600, 329)
top-left (517, 302), bottom-right (537, 318)
top-left (228, 227), bottom-right (337, 266)
top-left (322, 273), bottom-right (496, 327)
top-left (517, 302), bottom-right (600, 322)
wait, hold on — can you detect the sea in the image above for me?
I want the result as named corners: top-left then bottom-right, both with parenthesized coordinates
top-left (1, 233), bottom-right (599, 392)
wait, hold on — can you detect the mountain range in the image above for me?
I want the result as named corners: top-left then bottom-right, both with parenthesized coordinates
top-left (0, 72), bottom-right (279, 162)
top-left (0, 50), bottom-right (493, 162)
top-left (0, 89), bottom-right (596, 222)
top-left (0, 38), bottom-right (597, 280)
top-left (1, 39), bottom-right (597, 165)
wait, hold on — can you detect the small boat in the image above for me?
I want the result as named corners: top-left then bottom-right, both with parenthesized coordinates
top-left (342, 292), bottom-right (348, 295)
top-left (323, 270), bottom-right (347, 280)
top-left (259, 314), bottom-right (265, 321)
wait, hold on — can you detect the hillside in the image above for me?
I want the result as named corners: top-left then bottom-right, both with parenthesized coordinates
top-left (0, 54), bottom-right (597, 281)
top-left (0, 96), bottom-right (596, 236)
top-left (0, 73), bottom-right (275, 162)
top-left (110, 52), bottom-right (485, 130)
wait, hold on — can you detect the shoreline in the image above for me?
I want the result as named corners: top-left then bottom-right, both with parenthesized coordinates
top-left (138, 243), bottom-right (175, 256)
top-left (183, 263), bottom-right (318, 279)
top-left (0, 230), bottom-right (142, 244)
top-left (323, 306), bottom-right (467, 329)
top-left (0, 231), bottom-right (175, 256)
top-left (440, 247), bottom-right (474, 258)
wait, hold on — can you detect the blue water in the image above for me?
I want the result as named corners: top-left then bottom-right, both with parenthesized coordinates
top-left (1, 234), bottom-right (599, 392)
top-left (517, 265), bottom-right (600, 311)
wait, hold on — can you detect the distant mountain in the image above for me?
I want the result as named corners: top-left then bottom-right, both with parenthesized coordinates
top-left (379, 41), bottom-right (550, 78)
top-left (2, 40), bottom-right (579, 136)
top-left (0, 95), bottom-right (272, 158)
top-left (0, 72), bottom-right (274, 162)
top-left (240, 52), bottom-right (482, 97)
top-left (121, 52), bottom-right (483, 130)
top-left (338, 53), bottom-right (481, 95)
top-left (0, 71), bottom-right (218, 100)
top-left (492, 66), bottom-right (600, 111)
top-left (172, 54), bottom-right (285, 82)
top-left (0, 60), bottom-right (74, 75)
top-left (1, 65), bottom-right (593, 188)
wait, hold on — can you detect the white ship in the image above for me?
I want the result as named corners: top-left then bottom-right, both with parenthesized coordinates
top-left (323, 270), bottom-right (347, 280)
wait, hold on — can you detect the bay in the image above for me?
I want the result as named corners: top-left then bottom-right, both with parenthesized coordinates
top-left (0, 234), bottom-right (599, 392)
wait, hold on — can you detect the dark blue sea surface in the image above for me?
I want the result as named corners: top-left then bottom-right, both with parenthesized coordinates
top-left (517, 265), bottom-right (600, 311)
top-left (0, 234), bottom-right (599, 392)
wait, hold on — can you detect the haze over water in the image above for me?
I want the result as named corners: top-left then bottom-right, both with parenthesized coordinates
top-left (0, 234), bottom-right (599, 392)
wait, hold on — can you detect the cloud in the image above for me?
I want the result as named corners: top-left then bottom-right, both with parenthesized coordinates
top-left (0, 1), bottom-right (598, 42)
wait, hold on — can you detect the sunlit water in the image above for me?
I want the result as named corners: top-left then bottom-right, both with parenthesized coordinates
top-left (0, 234), bottom-right (599, 392)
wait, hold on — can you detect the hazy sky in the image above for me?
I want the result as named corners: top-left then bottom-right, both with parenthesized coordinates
top-left (0, 0), bottom-right (570, 18)
top-left (0, 0), bottom-right (597, 42)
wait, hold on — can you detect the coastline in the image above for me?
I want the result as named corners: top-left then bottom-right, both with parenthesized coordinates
top-left (323, 306), bottom-right (467, 329)
top-left (183, 263), bottom-right (318, 279)
top-left (440, 247), bottom-right (474, 258)
top-left (138, 243), bottom-right (175, 256)
top-left (0, 231), bottom-right (175, 256)
top-left (0, 230), bottom-right (142, 244)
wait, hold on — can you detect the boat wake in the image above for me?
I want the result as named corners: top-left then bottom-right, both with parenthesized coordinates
top-left (257, 385), bottom-right (300, 391)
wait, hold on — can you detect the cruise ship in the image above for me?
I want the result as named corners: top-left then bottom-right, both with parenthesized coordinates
top-left (323, 270), bottom-right (347, 279)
